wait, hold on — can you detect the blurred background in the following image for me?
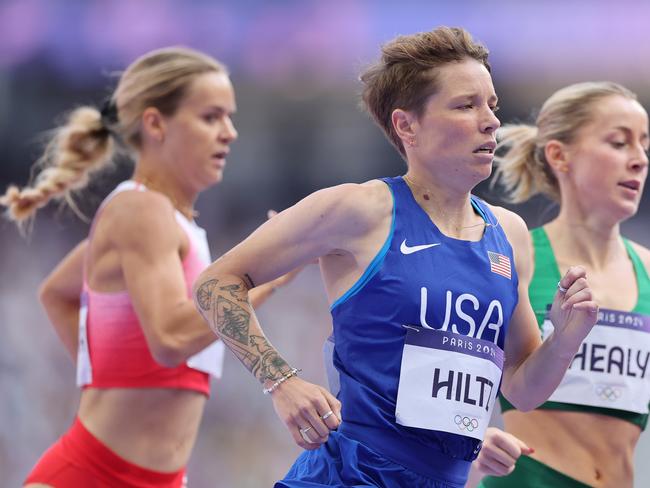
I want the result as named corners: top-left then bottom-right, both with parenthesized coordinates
top-left (1, 0), bottom-right (649, 486)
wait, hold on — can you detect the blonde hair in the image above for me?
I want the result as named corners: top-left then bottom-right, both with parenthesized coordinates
top-left (0, 46), bottom-right (226, 223)
top-left (360, 26), bottom-right (490, 158)
top-left (493, 81), bottom-right (637, 203)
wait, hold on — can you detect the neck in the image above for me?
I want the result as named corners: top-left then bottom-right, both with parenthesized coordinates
top-left (403, 171), bottom-right (484, 237)
top-left (132, 167), bottom-right (197, 220)
top-left (546, 208), bottom-right (624, 270)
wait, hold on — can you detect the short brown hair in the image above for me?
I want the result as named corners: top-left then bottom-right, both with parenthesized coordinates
top-left (360, 26), bottom-right (490, 158)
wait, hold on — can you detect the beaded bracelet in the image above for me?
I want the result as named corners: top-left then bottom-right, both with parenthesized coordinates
top-left (262, 368), bottom-right (301, 395)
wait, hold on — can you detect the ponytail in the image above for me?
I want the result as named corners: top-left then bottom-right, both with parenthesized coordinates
top-left (1, 105), bottom-right (116, 223)
top-left (493, 124), bottom-right (559, 203)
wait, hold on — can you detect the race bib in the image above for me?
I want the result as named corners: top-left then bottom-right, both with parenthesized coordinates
top-left (395, 327), bottom-right (504, 440)
top-left (76, 291), bottom-right (93, 386)
top-left (542, 308), bottom-right (650, 413)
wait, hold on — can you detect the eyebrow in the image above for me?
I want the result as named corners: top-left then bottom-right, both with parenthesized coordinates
top-left (612, 126), bottom-right (649, 140)
top-left (451, 93), bottom-right (499, 104)
top-left (204, 105), bottom-right (236, 115)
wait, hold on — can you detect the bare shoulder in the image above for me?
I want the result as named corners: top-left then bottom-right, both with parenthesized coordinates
top-left (302, 179), bottom-right (393, 236)
top-left (343, 179), bottom-right (393, 223)
top-left (98, 189), bottom-right (178, 247)
top-left (628, 239), bottom-right (650, 271)
top-left (487, 203), bottom-right (529, 243)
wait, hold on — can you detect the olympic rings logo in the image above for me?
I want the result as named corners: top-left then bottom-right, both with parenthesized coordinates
top-left (454, 415), bottom-right (479, 432)
top-left (595, 385), bottom-right (621, 401)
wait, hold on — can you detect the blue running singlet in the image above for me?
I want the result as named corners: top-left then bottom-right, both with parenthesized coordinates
top-left (284, 176), bottom-right (520, 487)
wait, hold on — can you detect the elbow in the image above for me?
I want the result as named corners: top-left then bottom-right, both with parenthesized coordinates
top-left (510, 399), bottom-right (537, 413)
top-left (501, 388), bottom-right (539, 412)
top-left (145, 305), bottom-right (210, 368)
top-left (150, 340), bottom-right (186, 368)
top-left (147, 327), bottom-right (187, 368)
top-left (38, 279), bottom-right (58, 309)
top-left (502, 391), bottom-right (540, 412)
top-left (38, 280), bottom-right (80, 320)
top-left (153, 353), bottom-right (184, 369)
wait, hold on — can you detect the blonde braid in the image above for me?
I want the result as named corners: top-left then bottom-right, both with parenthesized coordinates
top-left (2, 46), bottom-right (227, 227)
top-left (1, 106), bottom-right (115, 222)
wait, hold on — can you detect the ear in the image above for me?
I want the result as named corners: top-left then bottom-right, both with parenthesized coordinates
top-left (141, 107), bottom-right (166, 144)
top-left (392, 108), bottom-right (417, 147)
top-left (544, 140), bottom-right (570, 174)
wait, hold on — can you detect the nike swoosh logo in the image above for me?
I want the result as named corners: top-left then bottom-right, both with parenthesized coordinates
top-left (400, 239), bottom-right (441, 255)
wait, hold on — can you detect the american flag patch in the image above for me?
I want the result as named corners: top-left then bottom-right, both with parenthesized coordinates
top-left (488, 251), bottom-right (511, 279)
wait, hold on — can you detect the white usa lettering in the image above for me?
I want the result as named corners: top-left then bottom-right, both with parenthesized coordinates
top-left (419, 287), bottom-right (503, 344)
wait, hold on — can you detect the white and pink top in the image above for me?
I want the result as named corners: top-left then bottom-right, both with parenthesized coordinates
top-left (76, 180), bottom-right (224, 396)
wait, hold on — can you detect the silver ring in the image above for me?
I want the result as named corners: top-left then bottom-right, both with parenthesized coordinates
top-left (557, 281), bottom-right (568, 293)
top-left (299, 427), bottom-right (314, 443)
top-left (321, 410), bottom-right (334, 421)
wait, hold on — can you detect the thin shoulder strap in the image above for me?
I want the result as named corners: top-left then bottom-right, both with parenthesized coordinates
top-left (623, 238), bottom-right (650, 314)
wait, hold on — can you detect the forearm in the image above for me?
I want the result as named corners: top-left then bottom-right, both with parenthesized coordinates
top-left (165, 277), bottom-right (287, 361)
top-left (158, 302), bottom-right (221, 362)
top-left (193, 272), bottom-right (293, 384)
top-left (40, 298), bottom-right (79, 361)
top-left (248, 281), bottom-right (277, 308)
top-left (502, 332), bottom-right (576, 411)
top-left (37, 240), bottom-right (86, 361)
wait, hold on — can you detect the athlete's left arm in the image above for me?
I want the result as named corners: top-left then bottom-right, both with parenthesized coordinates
top-left (473, 427), bottom-right (533, 476)
top-left (494, 208), bottom-right (599, 411)
top-left (39, 239), bottom-right (87, 361)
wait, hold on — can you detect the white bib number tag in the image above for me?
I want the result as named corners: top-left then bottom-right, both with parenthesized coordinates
top-left (76, 291), bottom-right (93, 386)
top-left (395, 327), bottom-right (504, 440)
top-left (542, 308), bottom-right (650, 413)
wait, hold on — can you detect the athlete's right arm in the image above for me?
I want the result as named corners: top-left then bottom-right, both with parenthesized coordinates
top-left (193, 182), bottom-right (384, 449)
top-left (104, 191), bottom-right (220, 367)
top-left (39, 239), bottom-right (87, 360)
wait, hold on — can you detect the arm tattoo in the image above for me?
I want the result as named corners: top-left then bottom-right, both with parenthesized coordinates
top-left (227, 341), bottom-right (260, 372)
top-left (194, 275), bottom-right (291, 383)
top-left (215, 296), bottom-right (250, 345)
top-left (249, 335), bottom-right (291, 381)
top-left (196, 279), bottom-right (218, 311)
top-left (219, 284), bottom-right (248, 303)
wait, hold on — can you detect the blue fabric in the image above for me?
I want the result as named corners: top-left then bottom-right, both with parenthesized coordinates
top-left (275, 431), bottom-right (461, 488)
top-left (330, 184), bottom-right (396, 310)
top-left (323, 334), bottom-right (339, 397)
top-left (321, 177), bottom-right (519, 485)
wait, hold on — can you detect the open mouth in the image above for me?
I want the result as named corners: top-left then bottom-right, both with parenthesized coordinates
top-left (473, 142), bottom-right (496, 154)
